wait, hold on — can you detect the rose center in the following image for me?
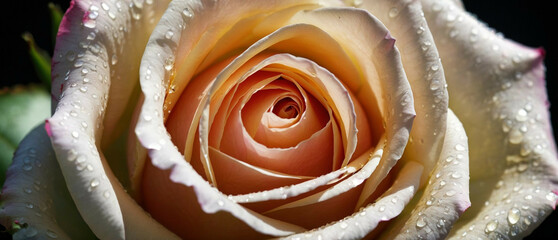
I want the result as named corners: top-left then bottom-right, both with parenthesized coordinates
top-left (272, 97), bottom-right (299, 119)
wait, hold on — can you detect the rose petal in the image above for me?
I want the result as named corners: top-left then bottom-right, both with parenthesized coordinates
top-left (0, 124), bottom-right (95, 239)
top-left (48, 0), bottom-right (176, 239)
top-left (359, 0), bottom-right (449, 186)
top-left (287, 6), bottom-right (417, 211)
top-left (137, 1), bottom-right (323, 237)
top-left (380, 109), bottom-right (470, 239)
top-left (215, 54), bottom-right (360, 177)
top-left (209, 146), bottom-right (312, 195)
top-left (285, 160), bottom-right (423, 239)
top-left (422, 0), bottom-right (558, 237)
top-left (261, 138), bottom-right (385, 228)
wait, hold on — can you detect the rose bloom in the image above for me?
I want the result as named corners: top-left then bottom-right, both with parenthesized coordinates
top-left (1, 0), bottom-right (557, 239)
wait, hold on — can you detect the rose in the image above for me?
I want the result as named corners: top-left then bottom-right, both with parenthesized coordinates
top-left (1, 0), bottom-right (557, 239)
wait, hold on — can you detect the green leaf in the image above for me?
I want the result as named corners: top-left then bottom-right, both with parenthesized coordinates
top-left (22, 33), bottom-right (52, 90)
top-left (0, 85), bottom-right (50, 186)
top-left (48, 3), bottom-right (63, 44)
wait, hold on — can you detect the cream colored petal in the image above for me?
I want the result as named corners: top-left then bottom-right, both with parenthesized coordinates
top-left (48, 0), bottom-right (173, 239)
top-left (0, 124), bottom-right (95, 239)
top-left (284, 160), bottom-right (423, 239)
top-left (422, 0), bottom-right (558, 238)
top-left (381, 110), bottom-right (470, 240)
top-left (360, 0), bottom-right (448, 186)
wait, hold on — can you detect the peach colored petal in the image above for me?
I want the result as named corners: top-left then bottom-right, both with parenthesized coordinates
top-left (209, 147), bottom-right (312, 195)
top-left (285, 161), bottom-right (423, 239)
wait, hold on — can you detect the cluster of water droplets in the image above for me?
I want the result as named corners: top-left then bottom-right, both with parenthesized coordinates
top-left (424, 1), bottom-right (557, 238)
top-left (10, 143), bottom-right (60, 239)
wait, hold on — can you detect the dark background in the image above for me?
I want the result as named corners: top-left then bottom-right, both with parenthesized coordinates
top-left (2, 0), bottom-right (556, 238)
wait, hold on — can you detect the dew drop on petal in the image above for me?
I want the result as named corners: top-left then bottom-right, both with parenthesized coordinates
top-left (484, 220), bottom-right (498, 233)
top-left (182, 8), bottom-right (193, 17)
top-left (507, 208), bottom-right (520, 225)
top-left (416, 216), bottom-right (426, 228)
top-left (546, 192), bottom-right (557, 202)
top-left (111, 54), bottom-right (118, 65)
top-left (516, 109), bottom-right (528, 122)
top-left (165, 30), bottom-right (174, 39)
top-left (90, 178), bottom-right (100, 188)
top-left (46, 229), bottom-right (58, 239)
top-left (388, 7), bottom-right (399, 18)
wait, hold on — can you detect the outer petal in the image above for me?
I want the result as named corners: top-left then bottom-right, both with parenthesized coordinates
top-left (0, 124), bottom-right (95, 239)
top-left (48, 0), bottom-right (176, 239)
top-left (381, 110), bottom-right (470, 239)
top-left (422, 0), bottom-right (558, 238)
top-left (360, 0), bottom-right (448, 186)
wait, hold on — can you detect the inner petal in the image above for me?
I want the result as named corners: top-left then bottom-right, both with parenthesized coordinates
top-left (272, 97), bottom-right (299, 119)
top-left (240, 77), bottom-right (329, 149)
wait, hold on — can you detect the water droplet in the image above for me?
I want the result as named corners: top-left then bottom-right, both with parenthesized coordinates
top-left (426, 198), bottom-right (433, 206)
top-left (445, 190), bottom-right (456, 196)
top-left (431, 65), bottom-right (439, 71)
top-left (26, 202), bottom-right (34, 209)
top-left (71, 131), bottom-right (79, 139)
top-left (451, 172), bottom-right (461, 179)
top-left (484, 220), bottom-right (498, 233)
top-left (379, 205), bottom-right (385, 212)
top-left (88, 10), bottom-right (99, 20)
top-left (74, 60), bottom-right (84, 68)
top-left (65, 51), bottom-right (76, 61)
top-left (79, 86), bottom-right (88, 93)
top-left (455, 144), bottom-right (465, 151)
top-left (46, 229), bottom-right (58, 239)
top-left (182, 8), bottom-right (193, 17)
top-left (90, 178), bottom-right (100, 189)
top-left (449, 29), bottom-right (459, 38)
top-left (416, 216), bottom-right (426, 228)
top-left (508, 208), bottom-right (520, 224)
top-left (165, 30), bottom-right (175, 39)
top-left (101, 2), bottom-right (110, 11)
top-left (388, 7), bottom-right (399, 18)
top-left (111, 54), bottom-right (118, 65)
top-left (340, 222), bottom-right (348, 229)
top-left (23, 164), bottom-right (33, 171)
top-left (416, 26), bottom-right (425, 35)
top-left (164, 57), bottom-right (175, 71)
top-left (546, 192), bottom-right (557, 202)
top-left (103, 190), bottom-right (111, 198)
top-left (421, 41), bottom-right (432, 51)
top-left (84, 19), bottom-right (96, 28)
top-left (516, 109), bottom-right (528, 122)
top-left (429, 80), bottom-right (440, 90)
top-left (24, 187), bottom-right (33, 194)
